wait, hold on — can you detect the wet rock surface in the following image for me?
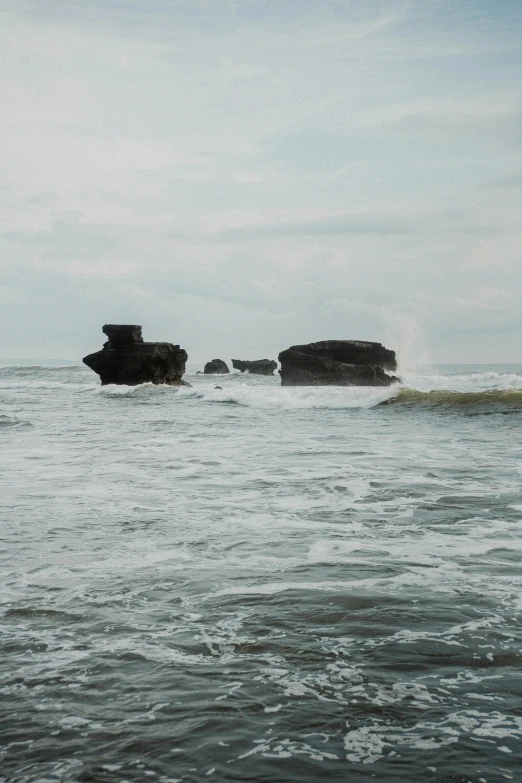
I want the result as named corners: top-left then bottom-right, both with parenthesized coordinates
top-left (232, 359), bottom-right (277, 375)
top-left (83, 324), bottom-right (189, 386)
top-left (204, 359), bottom-right (230, 374)
top-left (278, 340), bottom-right (398, 386)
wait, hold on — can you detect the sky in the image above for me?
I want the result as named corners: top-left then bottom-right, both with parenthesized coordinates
top-left (1, 0), bottom-right (522, 366)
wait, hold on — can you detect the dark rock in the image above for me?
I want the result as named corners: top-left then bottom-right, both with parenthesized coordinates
top-left (102, 324), bottom-right (143, 347)
top-left (232, 359), bottom-right (277, 375)
top-left (204, 359), bottom-right (230, 374)
top-left (214, 386), bottom-right (223, 390)
top-left (83, 324), bottom-right (190, 386)
top-left (278, 340), bottom-right (398, 386)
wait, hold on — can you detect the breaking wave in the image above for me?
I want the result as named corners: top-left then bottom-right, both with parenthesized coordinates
top-left (97, 382), bottom-right (177, 397)
top-left (175, 368), bottom-right (522, 412)
top-left (178, 384), bottom-right (396, 409)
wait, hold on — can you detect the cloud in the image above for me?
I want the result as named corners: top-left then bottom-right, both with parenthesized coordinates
top-left (218, 212), bottom-right (416, 240)
top-left (483, 172), bottom-right (522, 188)
top-left (387, 103), bottom-right (522, 148)
top-left (2, 212), bottom-right (129, 260)
top-left (31, 258), bottom-right (137, 278)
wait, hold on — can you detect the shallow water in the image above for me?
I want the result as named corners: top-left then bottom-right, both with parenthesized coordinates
top-left (1, 364), bottom-right (522, 783)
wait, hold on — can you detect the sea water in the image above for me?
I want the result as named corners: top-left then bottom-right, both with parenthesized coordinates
top-left (1, 364), bottom-right (521, 783)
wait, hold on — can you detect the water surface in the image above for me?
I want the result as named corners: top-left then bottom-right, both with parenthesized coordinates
top-left (1, 364), bottom-right (521, 783)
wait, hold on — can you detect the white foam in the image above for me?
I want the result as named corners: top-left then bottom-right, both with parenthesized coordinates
top-left (178, 383), bottom-right (399, 409)
top-left (97, 382), bottom-right (176, 397)
top-left (401, 370), bottom-right (522, 393)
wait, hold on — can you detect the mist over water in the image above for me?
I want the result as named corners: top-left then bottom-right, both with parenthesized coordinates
top-left (1, 364), bottom-right (522, 783)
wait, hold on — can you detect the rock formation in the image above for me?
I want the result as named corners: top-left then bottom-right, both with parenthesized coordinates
top-left (232, 359), bottom-right (277, 375)
top-left (204, 359), bottom-right (230, 374)
top-left (83, 325), bottom-right (189, 386)
top-left (278, 340), bottom-right (398, 386)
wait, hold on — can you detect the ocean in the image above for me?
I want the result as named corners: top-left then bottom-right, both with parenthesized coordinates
top-left (1, 363), bottom-right (522, 783)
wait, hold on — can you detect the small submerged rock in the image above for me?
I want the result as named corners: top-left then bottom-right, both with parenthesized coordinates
top-left (83, 324), bottom-right (190, 386)
top-left (204, 359), bottom-right (230, 374)
top-left (278, 340), bottom-right (398, 386)
top-left (232, 359), bottom-right (277, 375)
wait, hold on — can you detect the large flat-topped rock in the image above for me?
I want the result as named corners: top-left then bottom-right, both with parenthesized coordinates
top-left (278, 340), bottom-right (398, 386)
top-left (83, 324), bottom-right (189, 386)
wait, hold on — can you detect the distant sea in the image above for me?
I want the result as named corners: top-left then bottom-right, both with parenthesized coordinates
top-left (1, 364), bottom-right (522, 783)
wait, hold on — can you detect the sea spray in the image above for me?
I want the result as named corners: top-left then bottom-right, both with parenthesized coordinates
top-left (384, 311), bottom-right (431, 376)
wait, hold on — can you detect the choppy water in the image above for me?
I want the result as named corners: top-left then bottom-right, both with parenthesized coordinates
top-left (1, 363), bottom-right (522, 783)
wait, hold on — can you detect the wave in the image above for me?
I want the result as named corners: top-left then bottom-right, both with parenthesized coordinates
top-left (97, 382), bottom-right (184, 397)
top-left (177, 384), bottom-right (396, 409)
top-left (177, 383), bottom-right (522, 413)
top-left (384, 388), bottom-right (522, 413)
top-left (0, 415), bottom-right (32, 428)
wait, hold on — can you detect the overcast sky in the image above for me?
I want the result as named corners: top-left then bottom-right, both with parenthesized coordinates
top-left (1, 0), bottom-right (521, 365)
